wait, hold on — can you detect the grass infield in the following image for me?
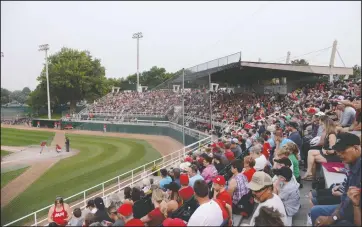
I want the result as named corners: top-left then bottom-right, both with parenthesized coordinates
top-left (1, 133), bottom-right (161, 225)
top-left (1, 128), bottom-right (55, 146)
top-left (1, 167), bottom-right (30, 189)
top-left (1, 150), bottom-right (12, 157)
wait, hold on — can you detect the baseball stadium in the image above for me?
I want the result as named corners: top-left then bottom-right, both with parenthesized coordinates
top-left (1, 48), bottom-right (359, 227)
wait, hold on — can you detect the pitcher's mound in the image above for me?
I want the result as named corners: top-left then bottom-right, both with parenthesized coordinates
top-left (1, 147), bottom-right (78, 172)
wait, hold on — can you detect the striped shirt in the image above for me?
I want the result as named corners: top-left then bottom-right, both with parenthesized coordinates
top-left (232, 173), bottom-right (249, 205)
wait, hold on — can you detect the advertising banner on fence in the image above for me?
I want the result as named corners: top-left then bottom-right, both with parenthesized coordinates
top-left (264, 85), bottom-right (287, 95)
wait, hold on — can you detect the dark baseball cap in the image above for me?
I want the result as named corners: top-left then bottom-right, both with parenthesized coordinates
top-left (274, 157), bottom-right (292, 167)
top-left (332, 133), bottom-right (361, 152)
top-left (286, 121), bottom-right (298, 129)
top-left (86, 199), bottom-right (95, 207)
top-left (273, 166), bottom-right (293, 181)
top-left (94, 197), bottom-right (105, 210)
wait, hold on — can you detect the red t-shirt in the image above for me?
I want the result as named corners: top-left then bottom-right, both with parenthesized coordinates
top-left (243, 168), bottom-right (256, 182)
top-left (179, 186), bottom-right (194, 201)
top-left (216, 190), bottom-right (232, 206)
top-left (262, 142), bottom-right (271, 160)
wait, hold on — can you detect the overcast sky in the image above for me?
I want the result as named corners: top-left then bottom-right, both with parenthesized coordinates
top-left (1, 1), bottom-right (361, 91)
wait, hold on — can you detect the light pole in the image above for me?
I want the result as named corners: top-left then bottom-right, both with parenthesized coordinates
top-left (38, 44), bottom-right (51, 120)
top-left (132, 32), bottom-right (143, 92)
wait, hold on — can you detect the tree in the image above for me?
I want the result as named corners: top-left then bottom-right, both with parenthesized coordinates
top-left (29, 47), bottom-right (108, 112)
top-left (21, 87), bottom-right (31, 96)
top-left (352, 64), bottom-right (361, 78)
top-left (291, 59), bottom-right (309, 66)
top-left (1, 88), bottom-right (11, 104)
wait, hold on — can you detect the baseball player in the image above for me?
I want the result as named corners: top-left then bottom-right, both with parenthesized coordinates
top-left (103, 124), bottom-right (107, 133)
top-left (56, 144), bottom-right (62, 153)
top-left (40, 141), bottom-right (47, 154)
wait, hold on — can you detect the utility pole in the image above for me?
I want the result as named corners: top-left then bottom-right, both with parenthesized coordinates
top-left (132, 32), bottom-right (143, 92)
top-left (286, 51), bottom-right (291, 64)
top-left (208, 73), bottom-right (213, 131)
top-left (329, 40), bottom-right (338, 83)
top-left (39, 44), bottom-right (51, 120)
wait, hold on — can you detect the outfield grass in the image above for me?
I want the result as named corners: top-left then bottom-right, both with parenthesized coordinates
top-left (1, 150), bottom-right (11, 157)
top-left (1, 128), bottom-right (55, 146)
top-left (1, 133), bottom-right (162, 225)
top-left (1, 167), bottom-right (29, 189)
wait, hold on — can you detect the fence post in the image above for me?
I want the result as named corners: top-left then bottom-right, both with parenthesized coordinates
top-left (84, 191), bottom-right (86, 207)
top-left (118, 176), bottom-right (121, 192)
top-left (34, 212), bottom-right (37, 227)
top-left (143, 165), bottom-right (146, 174)
top-left (102, 183), bottom-right (105, 197)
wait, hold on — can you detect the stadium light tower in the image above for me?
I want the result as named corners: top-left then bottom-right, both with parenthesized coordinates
top-left (38, 44), bottom-right (51, 120)
top-left (132, 32), bottom-right (143, 92)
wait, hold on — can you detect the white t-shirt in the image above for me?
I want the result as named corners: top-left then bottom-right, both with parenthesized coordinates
top-left (249, 194), bottom-right (287, 226)
top-left (187, 200), bottom-right (223, 226)
top-left (254, 155), bottom-right (268, 171)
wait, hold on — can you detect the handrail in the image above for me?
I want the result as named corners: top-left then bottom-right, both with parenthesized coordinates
top-left (4, 126), bottom-right (212, 226)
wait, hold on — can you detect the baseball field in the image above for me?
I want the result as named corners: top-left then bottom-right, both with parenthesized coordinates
top-left (0, 126), bottom-right (181, 225)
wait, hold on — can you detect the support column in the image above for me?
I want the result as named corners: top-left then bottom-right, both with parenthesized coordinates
top-left (329, 40), bottom-right (338, 83)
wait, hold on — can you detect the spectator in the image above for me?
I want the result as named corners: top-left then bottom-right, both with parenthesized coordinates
top-left (107, 205), bottom-right (125, 227)
top-left (242, 155), bottom-right (256, 182)
top-left (230, 138), bottom-right (242, 158)
top-left (224, 143), bottom-right (236, 162)
top-left (250, 144), bottom-right (268, 171)
top-left (212, 175), bottom-right (232, 206)
top-left (308, 183), bottom-right (344, 208)
top-left (159, 169), bottom-right (172, 190)
top-left (140, 188), bottom-right (167, 226)
top-left (273, 167), bottom-right (300, 226)
top-left (259, 136), bottom-right (271, 160)
top-left (247, 172), bottom-right (287, 226)
top-left (179, 173), bottom-right (194, 201)
top-left (213, 154), bottom-right (226, 172)
top-left (94, 197), bottom-right (113, 223)
top-left (302, 117), bottom-right (338, 180)
top-left (227, 159), bottom-right (249, 210)
top-left (254, 206), bottom-right (285, 227)
top-left (274, 130), bottom-right (295, 153)
top-left (68, 208), bottom-right (83, 226)
top-left (164, 182), bottom-right (182, 213)
top-left (163, 218), bottom-right (187, 227)
top-left (172, 168), bottom-right (181, 187)
top-left (311, 133), bottom-right (361, 227)
top-left (108, 193), bottom-right (122, 209)
top-left (83, 213), bottom-right (97, 227)
top-left (131, 187), bottom-right (143, 204)
top-left (117, 203), bottom-right (144, 226)
top-left (336, 102), bottom-right (356, 128)
top-left (201, 155), bottom-right (218, 184)
top-left (123, 186), bottom-right (133, 205)
top-left (82, 200), bottom-right (97, 219)
top-left (286, 121), bottom-right (303, 154)
top-left (187, 164), bottom-right (204, 188)
top-left (278, 143), bottom-right (301, 186)
top-left (188, 180), bottom-right (224, 226)
top-left (47, 196), bottom-right (72, 226)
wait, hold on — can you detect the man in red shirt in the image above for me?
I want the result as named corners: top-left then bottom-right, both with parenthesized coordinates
top-left (103, 124), bottom-right (107, 133)
top-left (242, 156), bottom-right (256, 182)
top-left (178, 174), bottom-right (194, 201)
top-left (212, 175), bottom-right (232, 206)
top-left (224, 143), bottom-right (235, 162)
top-left (117, 203), bottom-right (144, 226)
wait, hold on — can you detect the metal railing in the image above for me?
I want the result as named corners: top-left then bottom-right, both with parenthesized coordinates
top-left (4, 134), bottom-right (212, 227)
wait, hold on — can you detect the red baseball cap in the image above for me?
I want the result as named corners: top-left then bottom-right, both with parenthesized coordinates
top-left (197, 157), bottom-right (204, 164)
top-left (125, 218), bottom-right (144, 226)
top-left (212, 175), bottom-right (226, 185)
top-left (179, 174), bottom-right (189, 185)
top-left (163, 218), bottom-right (186, 227)
top-left (224, 151), bottom-right (235, 161)
top-left (117, 203), bottom-right (133, 216)
top-left (184, 157), bottom-right (193, 163)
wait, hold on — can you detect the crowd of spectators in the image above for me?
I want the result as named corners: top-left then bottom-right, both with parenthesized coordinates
top-left (46, 78), bottom-right (361, 227)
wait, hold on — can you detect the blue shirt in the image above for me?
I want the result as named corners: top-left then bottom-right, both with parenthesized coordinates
top-left (288, 131), bottom-right (303, 152)
top-left (340, 157), bottom-right (361, 222)
top-left (268, 138), bottom-right (275, 148)
top-left (159, 176), bottom-right (172, 189)
top-left (280, 138), bottom-right (295, 148)
top-left (189, 174), bottom-right (204, 188)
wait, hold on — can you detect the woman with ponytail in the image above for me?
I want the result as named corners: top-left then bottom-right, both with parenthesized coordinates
top-left (140, 188), bottom-right (167, 226)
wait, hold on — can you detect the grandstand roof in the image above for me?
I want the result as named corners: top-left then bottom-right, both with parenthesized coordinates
top-left (240, 61), bottom-right (353, 75)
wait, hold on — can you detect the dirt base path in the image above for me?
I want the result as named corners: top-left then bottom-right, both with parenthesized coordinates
top-left (1, 125), bottom-right (184, 209)
top-left (1, 160), bottom-right (57, 208)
